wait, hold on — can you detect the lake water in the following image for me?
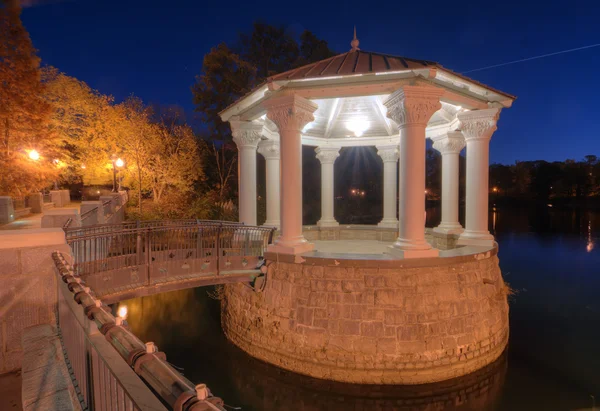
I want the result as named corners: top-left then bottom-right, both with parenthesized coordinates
top-left (116, 207), bottom-right (600, 410)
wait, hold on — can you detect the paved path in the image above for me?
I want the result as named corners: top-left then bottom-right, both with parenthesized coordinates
top-left (0, 371), bottom-right (22, 410)
top-left (0, 204), bottom-right (80, 231)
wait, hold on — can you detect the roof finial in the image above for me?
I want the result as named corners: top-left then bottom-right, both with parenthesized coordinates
top-left (350, 26), bottom-right (360, 51)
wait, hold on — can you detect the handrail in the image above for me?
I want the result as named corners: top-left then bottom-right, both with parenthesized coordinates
top-left (64, 219), bottom-right (244, 238)
top-left (80, 206), bottom-right (99, 222)
top-left (63, 218), bottom-right (73, 229)
top-left (52, 251), bottom-right (225, 410)
top-left (102, 200), bottom-right (112, 206)
top-left (65, 221), bottom-right (276, 295)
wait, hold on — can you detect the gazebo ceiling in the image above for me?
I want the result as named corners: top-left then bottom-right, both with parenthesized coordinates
top-left (264, 96), bottom-right (462, 140)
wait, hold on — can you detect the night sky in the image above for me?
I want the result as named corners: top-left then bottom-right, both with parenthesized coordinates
top-left (20, 0), bottom-right (600, 164)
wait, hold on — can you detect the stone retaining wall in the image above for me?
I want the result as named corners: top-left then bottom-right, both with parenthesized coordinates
top-left (222, 249), bottom-right (509, 384)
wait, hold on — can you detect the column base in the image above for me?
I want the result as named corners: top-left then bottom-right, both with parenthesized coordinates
top-left (377, 219), bottom-right (399, 229)
top-left (386, 245), bottom-right (440, 259)
top-left (457, 230), bottom-right (495, 247)
top-left (268, 238), bottom-right (314, 255)
top-left (386, 237), bottom-right (439, 259)
top-left (433, 224), bottom-right (464, 235)
top-left (317, 219), bottom-right (339, 228)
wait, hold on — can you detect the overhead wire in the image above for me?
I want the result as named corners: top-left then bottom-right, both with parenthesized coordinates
top-left (461, 43), bottom-right (600, 74)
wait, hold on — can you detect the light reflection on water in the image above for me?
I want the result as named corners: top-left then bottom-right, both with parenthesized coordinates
top-left (118, 207), bottom-right (600, 410)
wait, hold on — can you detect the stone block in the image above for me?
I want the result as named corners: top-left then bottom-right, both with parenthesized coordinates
top-left (307, 292), bottom-right (327, 308)
top-left (28, 193), bottom-right (43, 214)
top-left (50, 191), bottom-right (63, 207)
top-left (354, 337), bottom-right (378, 355)
top-left (340, 320), bottom-right (360, 335)
top-left (328, 335), bottom-right (353, 351)
top-left (374, 290), bottom-right (404, 307)
top-left (376, 338), bottom-right (396, 355)
top-left (0, 196), bottom-right (15, 224)
top-left (360, 322), bottom-right (384, 338)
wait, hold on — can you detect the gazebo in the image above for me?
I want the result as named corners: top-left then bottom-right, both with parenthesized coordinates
top-left (219, 33), bottom-right (516, 385)
top-left (220, 33), bottom-right (515, 258)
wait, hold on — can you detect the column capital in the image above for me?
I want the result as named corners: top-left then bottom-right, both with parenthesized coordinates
top-left (257, 140), bottom-right (280, 160)
top-left (458, 108), bottom-right (501, 141)
top-left (383, 85), bottom-right (444, 128)
top-left (230, 120), bottom-right (263, 149)
top-left (432, 131), bottom-right (466, 155)
top-left (376, 145), bottom-right (399, 162)
top-left (264, 94), bottom-right (318, 132)
top-left (315, 146), bottom-right (340, 164)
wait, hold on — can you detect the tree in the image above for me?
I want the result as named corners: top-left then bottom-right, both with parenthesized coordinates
top-left (237, 22), bottom-right (299, 79)
top-left (0, 0), bottom-right (55, 196)
top-left (192, 24), bottom-right (336, 212)
top-left (149, 111), bottom-right (201, 202)
top-left (115, 97), bottom-right (157, 213)
top-left (192, 44), bottom-right (256, 140)
top-left (42, 67), bottom-right (116, 186)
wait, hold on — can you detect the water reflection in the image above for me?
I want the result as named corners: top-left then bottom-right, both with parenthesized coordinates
top-left (226, 346), bottom-right (507, 411)
top-left (118, 288), bottom-right (507, 411)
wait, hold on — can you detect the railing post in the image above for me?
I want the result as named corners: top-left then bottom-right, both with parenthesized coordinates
top-left (216, 224), bottom-right (221, 275)
top-left (144, 228), bottom-right (151, 286)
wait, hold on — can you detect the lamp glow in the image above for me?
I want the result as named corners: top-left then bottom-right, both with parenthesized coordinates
top-left (115, 158), bottom-right (124, 168)
top-left (28, 150), bottom-right (40, 161)
top-left (118, 305), bottom-right (128, 319)
top-left (346, 119), bottom-right (369, 137)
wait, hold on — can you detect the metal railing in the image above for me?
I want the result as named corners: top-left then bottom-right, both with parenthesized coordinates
top-left (81, 206), bottom-right (99, 224)
top-left (102, 200), bottom-right (113, 216)
top-left (53, 252), bottom-right (225, 411)
top-left (65, 220), bottom-right (275, 296)
top-left (12, 197), bottom-right (29, 210)
top-left (63, 218), bottom-right (73, 230)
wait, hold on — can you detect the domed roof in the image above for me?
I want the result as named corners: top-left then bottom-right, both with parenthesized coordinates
top-left (269, 50), bottom-right (438, 82)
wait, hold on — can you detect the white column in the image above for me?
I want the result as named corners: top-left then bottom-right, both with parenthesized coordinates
top-left (384, 86), bottom-right (443, 258)
top-left (264, 94), bottom-right (318, 254)
top-left (432, 131), bottom-right (466, 234)
top-left (258, 140), bottom-right (281, 228)
top-left (231, 120), bottom-right (262, 226)
top-left (315, 147), bottom-right (340, 227)
top-left (457, 108), bottom-right (501, 246)
top-left (376, 145), bottom-right (399, 228)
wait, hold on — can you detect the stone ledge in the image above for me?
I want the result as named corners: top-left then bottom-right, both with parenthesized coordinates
top-left (0, 228), bottom-right (66, 249)
top-left (21, 325), bottom-right (80, 411)
top-left (265, 244), bottom-right (497, 268)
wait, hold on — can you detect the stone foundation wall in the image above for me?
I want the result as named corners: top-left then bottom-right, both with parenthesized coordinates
top-left (222, 250), bottom-right (509, 384)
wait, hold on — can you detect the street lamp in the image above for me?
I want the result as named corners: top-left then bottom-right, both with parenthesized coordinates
top-left (111, 154), bottom-right (124, 192)
top-left (28, 150), bottom-right (40, 161)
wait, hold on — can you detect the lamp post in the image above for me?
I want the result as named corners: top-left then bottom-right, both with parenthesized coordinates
top-left (111, 155), bottom-right (124, 193)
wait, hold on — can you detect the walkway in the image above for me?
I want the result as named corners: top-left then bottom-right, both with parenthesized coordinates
top-left (0, 371), bottom-right (22, 410)
top-left (0, 203), bottom-right (80, 231)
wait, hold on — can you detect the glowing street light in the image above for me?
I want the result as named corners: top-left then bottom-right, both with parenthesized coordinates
top-left (111, 154), bottom-right (124, 192)
top-left (28, 150), bottom-right (40, 161)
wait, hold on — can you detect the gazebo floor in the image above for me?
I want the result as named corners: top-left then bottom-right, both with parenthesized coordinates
top-left (306, 240), bottom-right (396, 260)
